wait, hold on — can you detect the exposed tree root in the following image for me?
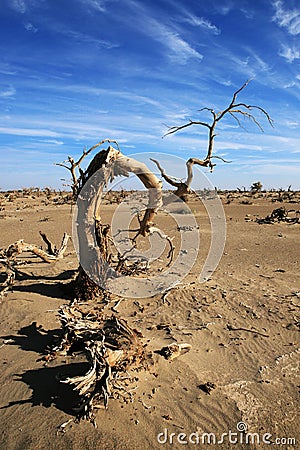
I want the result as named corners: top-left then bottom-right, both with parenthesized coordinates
top-left (49, 302), bottom-right (147, 425)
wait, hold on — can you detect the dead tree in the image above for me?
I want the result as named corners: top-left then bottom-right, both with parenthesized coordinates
top-left (151, 79), bottom-right (273, 200)
top-left (56, 141), bottom-right (173, 300)
top-left (56, 81), bottom-right (273, 300)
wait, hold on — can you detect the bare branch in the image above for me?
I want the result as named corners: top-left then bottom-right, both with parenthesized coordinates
top-left (198, 107), bottom-right (216, 120)
top-left (230, 108), bottom-right (265, 131)
top-left (147, 227), bottom-right (175, 266)
top-left (163, 79), bottom-right (273, 172)
top-left (150, 158), bottom-right (181, 188)
top-left (163, 119), bottom-right (211, 138)
top-left (55, 139), bottom-right (121, 197)
top-left (211, 155), bottom-right (232, 163)
top-left (231, 103), bottom-right (274, 128)
top-left (228, 111), bottom-right (249, 131)
top-left (226, 78), bottom-right (253, 111)
top-left (39, 231), bottom-right (56, 255)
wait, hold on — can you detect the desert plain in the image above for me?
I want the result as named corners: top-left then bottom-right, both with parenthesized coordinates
top-left (0, 188), bottom-right (299, 450)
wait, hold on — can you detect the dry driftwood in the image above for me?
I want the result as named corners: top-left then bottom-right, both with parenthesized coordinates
top-left (156, 342), bottom-right (192, 361)
top-left (256, 207), bottom-right (300, 224)
top-left (0, 232), bottom-right (70, 297)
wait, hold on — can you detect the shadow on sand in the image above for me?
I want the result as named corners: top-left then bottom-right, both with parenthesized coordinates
top-left (1, 322), bottom-right (88, 416)
top-left (0, 362), bottom-right (88, 416)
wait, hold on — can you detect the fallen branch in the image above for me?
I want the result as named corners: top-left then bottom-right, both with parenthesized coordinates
top-left (256, 207), bottom-right (299, 224)
top-left (0, 233), bottom-right (70, 297)
top-left (227, 324), bottom-right (269, 338)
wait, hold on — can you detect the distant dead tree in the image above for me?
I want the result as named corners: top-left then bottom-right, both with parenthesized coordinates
top-left (152, 80), bottom-right (273, 200)
top-left (151, 79), bottom-right (273, 200)
top-left (251, 181), bottom-right (263, 193)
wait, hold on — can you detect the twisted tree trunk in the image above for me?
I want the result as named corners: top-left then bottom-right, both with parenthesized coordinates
top-left (73, 146), bottom-right (163, 301)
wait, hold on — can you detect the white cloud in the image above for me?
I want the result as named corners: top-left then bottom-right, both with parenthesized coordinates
top-left (40, 20), bottom-right (118, 52)
top-left (24, 22), bottom-right (38, 33)
top-left (62, 29), bottom-right (118, 49)
top-left (39, 139), bottom-right (64, 145)
top-left (0, 127), bottom-right (60, 137)
top-left (278, 45), bottom-right (300, 62)
top-left (0, 64), bottom-right (17, 76)
top-left (217, 3), bottom-right (233, 16)
top-left (54, 83), bottom-right (163, 108)
top-left (183, 14), bottom-right (220, 35)
top-left (10, 0), bottom-right (27, 14)
top-left (254, 163), bottom-right (300, 176)
top-left (284, 120), bottom-right (299, 129)
top-left (78, 0), bottom-right (108, 12)
top-left (240, 7), bottom-right (254, 19)
top-left (117, 1), bottom-right (203, 65)
top-left (273, 0), bottom-right (300, 35)
top-left (145, 20), bottom-right (203, 64)
top-left (164, 32), bottom-right (203, 64)
top-left (0, 86), bottom-right (16, 98)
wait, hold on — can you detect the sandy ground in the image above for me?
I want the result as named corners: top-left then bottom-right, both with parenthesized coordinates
top-left (0, 189), bottom-right (299, 450)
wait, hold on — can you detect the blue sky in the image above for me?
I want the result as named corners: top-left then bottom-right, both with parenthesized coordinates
top-left (0, 0), bottom-right (299, 190)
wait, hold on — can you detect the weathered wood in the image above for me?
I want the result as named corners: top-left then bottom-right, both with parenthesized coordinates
top-left (0, 233), bottom-right (70, 297)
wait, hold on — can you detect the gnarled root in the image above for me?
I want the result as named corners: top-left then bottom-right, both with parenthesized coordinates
top-left (52, 303), bottom-right (146, 425)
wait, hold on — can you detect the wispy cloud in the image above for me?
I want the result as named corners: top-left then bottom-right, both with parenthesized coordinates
top-left (10, 0), bottom-right (27, 14)
top-left (182, 14), bottom-right (220, 35)
top-left (145, 19), bottom-right (203, 64)
top-left (77, 0), bottom-right (109, 13)
top-left (273, 0), bottom-right (300, 35)
top-left (0, 127), bottom-right (60, 137)
top-left (39, 139), bottom-right (65, 145)
top-left (0, 85), bottom-right (16, 98)
top-left (283, 120), bottom-right (299, 129)
top-left (240, 7), bottom-right (254, 20)
top-left (118, 1), bottom-right (203, 65)
top-left (61, 29), bottom-right (118, 49)
top-left (254, 163), bottom-right (300, 176)
top-left (24, 22), bottom-right (38, 33)
top-left (40, 16), bottom-right (118, 51)
top-left (215, 2), bottom-right (233, 16)
top-left (50, 83), bottom-right (163, 108)
top-left (0, 64), bottom-right (17, 76)
top-left (278, 44), bottom-right (300, 62)
top-left (208, 45), bottom-right (271, 82)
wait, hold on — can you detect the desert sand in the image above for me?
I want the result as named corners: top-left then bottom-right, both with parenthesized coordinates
top-left (0, 189), bottom-right (299, 450)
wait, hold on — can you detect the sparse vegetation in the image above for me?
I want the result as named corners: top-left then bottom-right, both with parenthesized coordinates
top-left (251, 181), bottom-right (263, 194)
